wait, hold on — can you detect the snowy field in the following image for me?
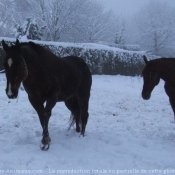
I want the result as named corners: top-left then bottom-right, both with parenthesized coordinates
top-left (0, 73), bottom-right (175, 175)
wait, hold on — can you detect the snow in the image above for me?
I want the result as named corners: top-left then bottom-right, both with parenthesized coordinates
top-left (0, 73), bottom-right (175, 175)
top-left (0, 37), bottom-right (145, 54)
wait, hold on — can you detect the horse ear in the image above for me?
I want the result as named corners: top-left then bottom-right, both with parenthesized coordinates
top-left (2, 40), bottom-right (9, 52)
top-left (15, 39), bottom-right (20, 50)
top-left (143, 55), bottom-right (148, 65)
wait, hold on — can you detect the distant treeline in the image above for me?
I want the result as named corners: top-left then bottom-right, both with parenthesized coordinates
top-left (0, 39), bottom-right (145, 76)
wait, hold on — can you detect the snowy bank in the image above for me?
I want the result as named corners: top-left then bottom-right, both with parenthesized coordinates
top-left (0, 74), bottom-right (174, 174)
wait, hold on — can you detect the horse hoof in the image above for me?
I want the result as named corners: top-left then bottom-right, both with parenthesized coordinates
top-left (40, 143), bottom-right (50, 151)
top-left (40, 136), bottom-right (51, 150)
top-left (76, 127), bottom-right (80, 133)
top-left (81, 130), bottom-right (85, 137)
top-left (80, 132), bottom-right (85, 137)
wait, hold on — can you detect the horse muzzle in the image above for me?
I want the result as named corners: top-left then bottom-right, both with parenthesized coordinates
top-left (6, 89), bottom-right (18, 99)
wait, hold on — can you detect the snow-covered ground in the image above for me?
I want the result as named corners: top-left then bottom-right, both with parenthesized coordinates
top-left (0, 74), bottom-right (175, 175)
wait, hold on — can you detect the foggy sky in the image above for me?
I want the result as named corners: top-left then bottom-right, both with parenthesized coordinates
top-left (103, 0), bottom-right (175, 16)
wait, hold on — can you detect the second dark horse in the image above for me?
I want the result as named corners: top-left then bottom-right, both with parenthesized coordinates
top-left (142, 55), bottom-right (175, 122)
top-left (2, 39), bottom-right (92, 150)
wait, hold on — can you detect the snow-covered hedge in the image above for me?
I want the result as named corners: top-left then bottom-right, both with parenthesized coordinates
top-left (122, 45), bottom-right (140, 51)
top-left (0, 37), bottom-right (145, 76)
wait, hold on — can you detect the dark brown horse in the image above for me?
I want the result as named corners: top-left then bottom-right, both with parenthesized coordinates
top-left (142, 55), bottom-right (175, 121)
top-left (2, 39), bottom-right (92, 150)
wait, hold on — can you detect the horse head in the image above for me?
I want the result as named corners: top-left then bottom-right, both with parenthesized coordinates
top-left (142, 56), bottom-right (160, 100)
top-left (2, 39), bottom-right (28, 99)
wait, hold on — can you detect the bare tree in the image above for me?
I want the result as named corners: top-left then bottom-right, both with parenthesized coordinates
top-left (0, 0), bottom-right (16, 37)
top-left (114, 16), bottom-right (128, 45)
top-left (134, 0), bottom-right (175, 55)
top-left (36, 0), bottom-right (85, 41)
top-left (73, 0), bottom-right (117, 43)
top-left (0, 0), bottom-right (119, 44)
top-left (0, 0), bottom-right (43, 38)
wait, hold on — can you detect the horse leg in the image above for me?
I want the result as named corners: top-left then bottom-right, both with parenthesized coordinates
top-left (65, 97), bottom-right (81, 132)
top-left (28, 95), bottom-right (49, 149)
top-left (40, 93), bottom-right (58, 150)
top-left (164, 83), bottom-right (175, 122)
top-left (169, 98), bottom-right (175, 122)
top-left (77, 94), bottom-right (90, 136)
top-left (28, 93), bottom-right (57, 150)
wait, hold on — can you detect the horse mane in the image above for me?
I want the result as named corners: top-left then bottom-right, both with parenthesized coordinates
top-left (150, 58), bottom-right (175, 62)
top-left (148, 58), bottom-right (175, 67)
top-left (27, 41), bottom-right (53, 56)
top-left (16, 41), bottom-right (53, 58)
top-left (28, 41), bottom-right (43, 51)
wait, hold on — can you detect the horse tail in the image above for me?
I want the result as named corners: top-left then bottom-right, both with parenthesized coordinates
top-left (68, 113), bottom-right (76, 129)
top-left (66, 97), bottom-right (81, 132)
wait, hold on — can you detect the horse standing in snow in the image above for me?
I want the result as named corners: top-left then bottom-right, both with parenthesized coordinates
top-left (2, 39), bottom-right (92, 150)
top-left (142, 55), bottom-right (175, 122)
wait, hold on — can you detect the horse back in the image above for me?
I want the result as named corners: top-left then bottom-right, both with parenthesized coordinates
top-left (21, 43), bottom-right (91, 101)
top-left (59, 56), bottom-right (92, 91)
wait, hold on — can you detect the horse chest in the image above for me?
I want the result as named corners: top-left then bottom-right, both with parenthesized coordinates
top-left (23, 78), bottom-right (53, 96)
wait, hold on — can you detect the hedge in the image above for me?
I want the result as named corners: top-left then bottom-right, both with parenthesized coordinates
top-left (0, 38), bottom-right (145, 76)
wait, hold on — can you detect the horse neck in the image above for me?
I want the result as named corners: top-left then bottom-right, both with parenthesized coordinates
top-left (23, 56), bottom-right (38, 80)
top-left (159, 60), bottom-right (175, 85)
top-left (20, 47), bottom-right (39, 79)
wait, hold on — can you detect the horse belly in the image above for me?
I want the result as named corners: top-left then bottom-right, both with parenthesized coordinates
top-left (56, 92), bottom-right (76, 102)
top-left (57, 80), bottom-right (80, 102)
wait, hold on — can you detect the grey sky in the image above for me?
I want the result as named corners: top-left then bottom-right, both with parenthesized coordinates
top-left (103, 0), bottom-right (175, 16)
